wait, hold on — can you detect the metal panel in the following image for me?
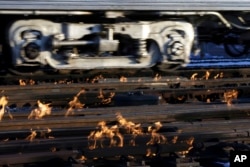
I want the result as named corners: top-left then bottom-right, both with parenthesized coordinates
top-left (0, 0), bottom-right (249, 11)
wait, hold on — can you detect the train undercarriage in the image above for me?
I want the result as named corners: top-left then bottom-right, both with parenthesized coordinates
top-left (8, 18), bottom-right (194, 70)
top-left (1, 10), bottom-right (250, 72)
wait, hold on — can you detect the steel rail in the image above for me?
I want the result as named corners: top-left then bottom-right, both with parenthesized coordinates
top-left (1, 102), bottom-right (250, 130)
top-left (0, 123), bottom-right (249, 164)
top-left (1, 76), bottom-right (250, 109)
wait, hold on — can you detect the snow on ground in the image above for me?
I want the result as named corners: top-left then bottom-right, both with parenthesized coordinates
top-left (186, 43), bottom-right (250, 68)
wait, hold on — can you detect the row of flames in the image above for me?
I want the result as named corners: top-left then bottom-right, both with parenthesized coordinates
top-left (190, 71), bottom-right (224, 80)
top-left (25, 128), bottom-right (54, 142)
top-left (18, 71), bottom-right (222, 86)
top-left (0, 88), bottom-right (239, 121)
top-left (18, 73), bottom-right (162, 85)
top-left (2, 112), bottom-right (193, 158)
top-left (88, 112), bottom-right (194, 156)
top-left (0, 88), bottom-right (115, 121)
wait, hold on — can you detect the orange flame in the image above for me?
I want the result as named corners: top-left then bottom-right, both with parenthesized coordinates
top-left (26, 128), bottom-right (53, 141)
top-left (29, 79), bottom-right (35, 85)
top-left (19, 79), bottom-right (26, 86)
top-left (50, 147), bottom-right (57, 152)
top-left (186, 136), bottom-right (194, 146)
top-left (120, 76), bottom-right (127, 82)
top-left (184, 137), bottom-right (195, 155)
top-left (75, 155), bottom-right (87, 162)
top-left (116, 113), bottom-right (142, 134)
top-left (147, 121), bottom-right (167, 145)
top-left (65, 89), bottom-right (85, 117)
top-left (220, 72), bottom-right (224, 78)
top-left (54, 79), bottom-right (73, 84)
top-left (88, 121), bottom-right (123, 149)
top-left (89, 75), bottom-right (104, 83)
top-left (97, 89), bottom-right (115, 105)
top-left (88, 113), bottom-right (147, 149)
top-left (177, 136), bottom-right (195, 156)
top-left (172, 136), bottom-right (178, 144)
top-left (28, 100), bottom-right (52, 119)
top-left (190, 73), bottom-right (198, 80)
top-left (203, 71), bottom-right (210, 80)
top-left (146, 148), bottom-right (156, 157)
top-left (19, 79), bottom-right (35, 86)
top-left (40, 128), bottom-right (54, 139)
top-left (0, 96), bottom-right (13, 121)
top-left (214, 72), bottom-right (224, 79)
top-left (116, 113), bottom-right (143, 146)
top-left (224, 89), bottom-right (238, 106)
top-left (214, 74), bottom-right (219, 79)
top-left (25, 129), bottom-right (37, 142)
top-left (153, 73), bottom-right (161, 81)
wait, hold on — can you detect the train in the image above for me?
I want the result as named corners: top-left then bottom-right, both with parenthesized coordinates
top-left (0, 0), bottom-right (250, 73)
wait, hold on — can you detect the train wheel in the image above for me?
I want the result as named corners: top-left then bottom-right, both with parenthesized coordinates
top-left (143, 40), bottom-right (162, 67)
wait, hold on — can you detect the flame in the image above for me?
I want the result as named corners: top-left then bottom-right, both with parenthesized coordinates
top-left (50, 147), bottom-right (57, 152)
top-left (26, 128), bottom-right (54, 142)
top-left (214, 74), bottom-right (219, 79)
top-left (79, 156), bottom-right (87, 161)
top-left (0, 96), bottom-right (13, 121)
top-left (214, 72), bottom-right (223, 79)
top-left (204, 71), bottom-right (210, 80)
top-left (88, 113), bottom-right (146, 149)
top-left (40, 128), bottom-right (54, 139)
top-left (19, 79), bottom-right (35, 86)
top-left (224, 89), bottom-right (238, 106)
top-left (29, 79), bottom-right (35, 85)
top-left (190, 73), bottom-right (198, 80)
top-left (191, 71), bottom-right (211, 80)
top-left (88, 75), bottom-right (104, 83)
top-left (146, 148), bottom-right (156, 157)
top-left (220, 72), bottom-right (224, 78)
top-left (54, 79), bottom-right (73, 84)
top-left (153, 73), bottom-right (161, 81)
top-left (147, 121), bottom-right (167, 145)
top-left (65, 89), bottom-right (85, 117)
top-left (19, 79), bottom-right (26, 86)
top-left (25, 129), bottom-right (37, 142)
top-left (97, 89), bottom-right (104, 99)
top-left (2, 138), bottom-right (9, 142)
top-left (177, 136), bottom-right (195, 156)
top-left (186, 136), bottom-right (194, 146)
top-left (88, 121), bottom-right (123, 150)
top-left (116, 113), bottom-right (142, 135)
top-left (116, 113), bottom-right (143, 146)
top-left (177, 96), bottom-right (185, 101)
top-left (97, 89), bottom-right (115, 105)
top-left (28, 100), bottom-right (52, 119)
top-left (184, 137), bottom-right (195, 155)
top-left (120, 76), bottom-right (127, 82)
top-left (75, 155), bottom-right (87, 162)
top-left (172, 136), bottom-right (178, 144)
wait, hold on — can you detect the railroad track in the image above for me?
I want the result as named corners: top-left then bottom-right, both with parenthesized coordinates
top-left (1, 103), bottom-right (250, 165)
top-left (1, 74), bottom-right (250, 166)
top-left (1, 73), bottom-right (250, 107)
